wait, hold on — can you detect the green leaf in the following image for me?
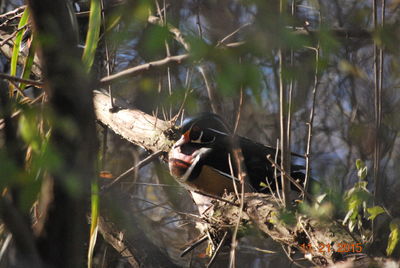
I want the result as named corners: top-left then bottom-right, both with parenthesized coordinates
top-left (355, 159), bottom-right (367, 180)
top-left (355, 159), bottom-right (364, 170)
top-left (20, 35), bottom-right (36, 90)
top-left (87, 179), bottom-right (99, 268)
top-left (105, 12), bottom-right (121, 32)
top-left (10, 8), bottom-right (30, 95)
top-left (187, 36), bottom-right (211, 60)
top-left (259, 182), bottom-right (267, 188)
top-left (0, 152), bottom-right (19, 191)
top-left (19, 178), bottom-right (42, 213)
top-left (367, 206), bottom-right (385, 220)
top-left (386, 220), bottom-right (400, 256)
top-left (19, 113), bottom-right (40, 152)
top-left (278, 209), bottom-right (296, 226)
top-left (140, 25), bottom-right (171, 56)
top-left (82, 0), bottom-right (101, 72)
top-left (339, 60), bottom-right (367, 79)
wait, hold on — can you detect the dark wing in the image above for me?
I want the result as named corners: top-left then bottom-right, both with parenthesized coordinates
top-left (239, 136), bottom-right (306, 193)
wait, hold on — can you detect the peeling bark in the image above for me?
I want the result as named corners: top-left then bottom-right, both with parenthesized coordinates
top-left (93, 91), bottom-right (177, 153)
top-left (204, 193), bottom-right (364, 266)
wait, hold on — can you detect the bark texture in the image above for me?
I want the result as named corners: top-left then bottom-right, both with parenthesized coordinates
top-left (93, 90), bottom-right (178, 153)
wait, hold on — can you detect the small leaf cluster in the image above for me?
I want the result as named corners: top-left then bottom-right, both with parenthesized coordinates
top-left (343, 159), bottom-right (371, 234)
top-left (343, 159), bottom-right (399, 256)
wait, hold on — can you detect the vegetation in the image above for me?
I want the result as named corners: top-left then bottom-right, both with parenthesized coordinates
top-left (0, 0), bottom-right (399, 267)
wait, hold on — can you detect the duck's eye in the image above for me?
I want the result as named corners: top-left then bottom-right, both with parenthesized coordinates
top-left (190, 126), bottom-right (202, 142)
top-left (190, 126), bottom-right (216, 144)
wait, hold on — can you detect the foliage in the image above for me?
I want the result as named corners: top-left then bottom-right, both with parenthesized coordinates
top-left (387, 220), bottom-right (400, 256)
top-left (9, 7), bottom-right (29, 96)
top-left (82, 0), bottom-right (101, 72)
top-left (342, 160), bottom-right (399, 256)
top-left (343, 159), bottom-right (371, 233)
top-left (80, 1), bottom-right (102, 266)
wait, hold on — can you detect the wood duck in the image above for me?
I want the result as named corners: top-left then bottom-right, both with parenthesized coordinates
top-left (168, 113), bottom-right (306, 213)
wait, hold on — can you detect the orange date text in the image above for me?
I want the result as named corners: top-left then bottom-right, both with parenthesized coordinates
top-left (300, 243), bottom-right (363, 253)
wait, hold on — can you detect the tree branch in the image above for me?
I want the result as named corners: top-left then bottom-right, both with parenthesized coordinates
top-left (99, 54), bottom-right (189, 85)
top-left (205, 193), bottom-right (368, 267)
top-left (93, 91), bottom-right (177, 153)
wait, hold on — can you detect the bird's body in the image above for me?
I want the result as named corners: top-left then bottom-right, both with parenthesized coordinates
top-left (168, 113), bottom-right (306, 214)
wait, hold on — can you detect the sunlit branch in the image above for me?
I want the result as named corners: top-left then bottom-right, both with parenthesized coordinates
top-left (99, 54), bottom-right (189, 85)
top-left (304, 46), bottom-right (320, 194)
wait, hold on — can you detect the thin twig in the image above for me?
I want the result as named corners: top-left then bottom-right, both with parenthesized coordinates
top-left (207, 231), bottom-right (228, 268)
top-left (172, 68), bottom-right (193, 124)
top-left (238, 245), bottom-right (276, 254)
top-left (99, 41), bottom-right (244, 86)
top-left (8, 79), bottom-right (27, 98)
top-left (195, 2), bottom-right (203, 38)
top-left (377, 0), bottom-right (386, 200)
top-left (164, 7), bottom-right (173, 117)
top-left (126, 182), bottom-right (182, 188)
top-left (100, 151), bottom-right (163, 193)
top-left (278, 0), bottom-right (290, 207)
top-left (0, 5), bottom-right (26, 19)
top-left (0, 72), bottom-right (43, 87)
top-left (0, 233), bottom-right (12, 262)
top-left (129, 195), bottom-right (202, 221)
top-left (298, 219), bottom-right (319, 252)
top-left (229, 146), bottom-right (247, 268)
top-left (288, 2), bottom-right (296, 135)
top-left (149, 7), bottom-right (238, 118)
top-left (228, 154), bottom-right (240, 200)
top-left (266, 154), bottom-right (311, 200)
top-left (99, 54), bottom-right (189, 85)
top-left (264, 170), bottom-right (282, 206)
top-left (148, 15), bottom-right (190, 51)
top-left (372, 0), bottom-right (381, 205)
top-left (180, 235), bottom-right (208, 257)
top-left (101, 126), bottom-right (108, 169)
top-left (130, 201), bottom-right (170, 214)
top-left (198, 65), bottom-right (221, 115)
top-left (193, 190), bottom-right (239, 207)
top-left (304, 46), bottom-right (319, 195)
top-left (233, 88), bottom-right (243, 134)
top-left (217, 23), bottom-right (251, 46)
top-left (281, 244), bottom-right (308, 268)
top-left (278, 50), bottom-right (290, 207)
top-left (100, 0), bottom-right (115, 108)
top-left (0, 24), bottom-right (28, 47)
top-left (0, 13), bottom-right (23, 28)
top-left (273, 139), bottom-right (283, 204)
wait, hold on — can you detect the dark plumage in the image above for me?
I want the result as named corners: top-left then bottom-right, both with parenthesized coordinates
top-left (168, 113), bottom-right (306, 209)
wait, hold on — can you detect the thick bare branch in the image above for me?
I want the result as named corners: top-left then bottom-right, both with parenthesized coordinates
top-left (93, 91), bottom-right (177, 153)
top-left (206, 193), bottom-right (365, 267)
